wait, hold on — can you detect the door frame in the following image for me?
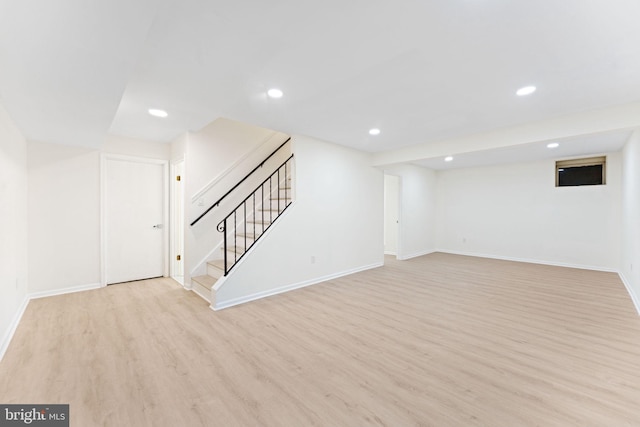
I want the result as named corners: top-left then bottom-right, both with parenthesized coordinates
top-left (100, 154), bottom-right (170, 287)
top-left (383, 173), bottom-right (402, 258)
top-left (170, 157), bottom-right (185, 285)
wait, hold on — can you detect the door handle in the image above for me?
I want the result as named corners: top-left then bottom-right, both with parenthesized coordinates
top-left (153, 224), bottom-right (163, 229)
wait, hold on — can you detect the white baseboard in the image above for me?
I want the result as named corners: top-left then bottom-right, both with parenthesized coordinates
top-left (436, 249), bottom-right (618, 273)
top-left (29, 282), bottom-right (102, 300)
top-left (0, 295), bottom-right (29, 362)
top-left (619, 273), bottom-right (640, 316)
top-left (397, 249), bottom-right (436, 261)
top-left (212, 261), bottom-right (383, 311)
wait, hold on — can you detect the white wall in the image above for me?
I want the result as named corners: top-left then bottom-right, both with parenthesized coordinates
top-left (384, 165), bottom-right (437, 260)
top-left (28, 141), bottom-right (102, 293)
top-left (104, 135), bottom-right (171, 159)
top-left (436, 153), bottom-right (622, 271)
top-left (27, 137), bottom-right (170, 294)
top-left (621, 130), bottom-right (640, 312)
top-left (0, 104), bottom-right (29, 359)
top-left (214, 135), bottom-right (384, 309)
top-left (184, 118), bottom-right (289, 284)
top-left (171, 132), bottom-right (187, 162)
top-left (187, 118), bottom-right (288, 205)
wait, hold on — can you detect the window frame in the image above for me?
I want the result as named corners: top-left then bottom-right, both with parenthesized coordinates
top-left (555, 156), bottom-right (606, 187)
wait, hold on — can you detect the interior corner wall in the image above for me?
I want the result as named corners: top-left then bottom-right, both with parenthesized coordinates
top-left (621, 130), bottom-right (640, 311)
top-left (214, 135), bottom-right (384, 308)
top-left (436, 153), bottom-right (622, 271)
top-left (170, 133), bottom-right (187, 162)
top-left (0, 103), bottom-right (29, 358)
top-left (384, 164), bottom-right (437, 260)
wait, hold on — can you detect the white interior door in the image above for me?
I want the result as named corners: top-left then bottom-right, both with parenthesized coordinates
top-left (106, 157), bottom-right (166, 284)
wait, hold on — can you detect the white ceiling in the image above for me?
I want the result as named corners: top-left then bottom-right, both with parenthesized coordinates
top-left (1, 0), bottom-right (639, 167)
top-left (413, 129), bottom-right (632, 170)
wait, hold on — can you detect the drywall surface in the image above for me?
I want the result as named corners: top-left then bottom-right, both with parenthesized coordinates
top-left (436, 153), bottom-right (622, 271)
top-left (0, 103), bottom-right (29, 359)
top-left (373, 102), bottom-right (640, 166)
top-left (185, 118), bottom-right (289, 284)
top-left (621, 130), bottom-right (640, 312)
top-left (28, 141), bottom-right (102, 292)
top-left (171, 132), bottom-right (187, 162)
top-left (27, 138), bottom-right (172, 294)
top-left (214, 135), bottom-right (384, 308)
top-left (187, 117), bottom-right (288, 204)
top-left (103, 135), bottom-right (171, 159)
top-left (384, 164), bottom-right (437, 260)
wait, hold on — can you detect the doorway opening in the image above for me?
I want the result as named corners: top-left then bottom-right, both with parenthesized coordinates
top-left (384, 174), bottom-right (400, 258)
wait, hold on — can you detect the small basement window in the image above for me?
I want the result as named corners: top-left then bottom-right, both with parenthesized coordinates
top-left (556, 156), bottom-right (606, 187)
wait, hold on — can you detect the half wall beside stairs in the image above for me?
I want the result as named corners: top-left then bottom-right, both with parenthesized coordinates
top-left (181, 119), bottom-right (384, 309)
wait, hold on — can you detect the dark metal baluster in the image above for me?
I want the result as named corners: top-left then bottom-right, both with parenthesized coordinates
top-left (244, 198), bottom-right (249, 253)
top-left (243, 201), bottom-right (247, 256)
top-left (284, 161), bottom-right (288, 207)
top-left (223, 218), bottom-right (228, 275)
top-left (216, 154), bottom-right (294, 276)
top-left (269, 176), bottom-right (273, 225)
top-left (288, 159), bottom-right (292, 205)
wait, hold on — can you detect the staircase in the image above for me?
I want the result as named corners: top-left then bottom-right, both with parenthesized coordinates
top-left (190, 150), bottom-right (293, 303)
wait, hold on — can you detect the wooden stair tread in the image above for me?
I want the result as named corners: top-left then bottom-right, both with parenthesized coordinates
top-left (207, 259), bottom-right (225, 269)
top-left (192, 274), bottom-right (216, 290)
top-left (259, 208), bottom-right (287, 213)
top-left (236, 233), bottom-right (258, 239)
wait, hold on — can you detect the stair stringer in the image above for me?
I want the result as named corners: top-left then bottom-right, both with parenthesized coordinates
top-left (190, 240), bottom-right (224, 280)
top-left (190, 179), bottom-right (291, 280)
top-left (209, 201), bottom-right (296, 308)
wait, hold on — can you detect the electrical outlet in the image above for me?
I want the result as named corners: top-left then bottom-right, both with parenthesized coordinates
top-left (311, 256), bottom-right (316, 264)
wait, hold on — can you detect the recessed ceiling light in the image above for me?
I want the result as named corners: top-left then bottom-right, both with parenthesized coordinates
top-left (516, 86), bottom-right (536, 96)
top-left (267, 88), bottom-right (283, 99)
top-left (148, 108), bottom-right (168, 118)
top-left (444, 156), bottom-right (454, 162)
top-left (369, 128), bottom-right (381, 135)
top-left (547, 142), bottom-right (559, 148)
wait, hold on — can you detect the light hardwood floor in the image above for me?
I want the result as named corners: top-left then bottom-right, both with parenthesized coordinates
top-left (2, 253), bottom-right (640, 426)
